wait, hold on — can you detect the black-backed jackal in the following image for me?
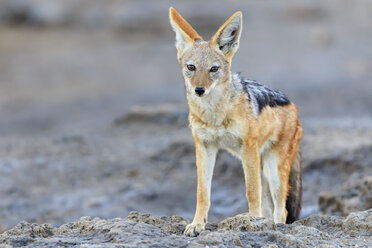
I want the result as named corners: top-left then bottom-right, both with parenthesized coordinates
top-left (169, 7), bottom-right (303, 237)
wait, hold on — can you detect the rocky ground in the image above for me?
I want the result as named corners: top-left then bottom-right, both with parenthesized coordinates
top-left (1, 210), bottom-right (372, 247)
top-left (0, 0), bottom-right (372, 247)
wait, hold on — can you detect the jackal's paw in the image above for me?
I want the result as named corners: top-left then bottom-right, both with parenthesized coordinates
top-left (184, 222), bottom-right (205, 237)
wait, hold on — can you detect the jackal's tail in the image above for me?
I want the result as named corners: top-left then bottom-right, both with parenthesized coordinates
top-left (285, 149), bottom-right (302, 224)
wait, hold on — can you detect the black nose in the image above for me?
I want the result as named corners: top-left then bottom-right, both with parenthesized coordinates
top-left (195, 87), bottom-right (205, 96)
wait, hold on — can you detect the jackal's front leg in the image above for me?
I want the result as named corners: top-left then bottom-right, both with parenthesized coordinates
top-left (184, 136), bottom-right (217, 237)
top-left (241, 144), bottom-right (263, 217)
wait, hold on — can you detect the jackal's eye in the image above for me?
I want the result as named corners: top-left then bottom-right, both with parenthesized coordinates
top-left (210, 66), bottom-right (219, 72)
top-left (186, 64), bottom-right (195, 71)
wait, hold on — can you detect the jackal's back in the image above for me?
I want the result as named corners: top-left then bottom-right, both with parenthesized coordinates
top-left (233, 73), bottom-right (291, 115)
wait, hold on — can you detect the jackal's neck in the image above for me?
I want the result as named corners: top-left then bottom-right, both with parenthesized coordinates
top-left (187, 74), bottom-right (240, 126)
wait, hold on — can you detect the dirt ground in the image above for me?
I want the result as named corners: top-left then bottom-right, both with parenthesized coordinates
top-left (0, 0), bottom-right (372, 233)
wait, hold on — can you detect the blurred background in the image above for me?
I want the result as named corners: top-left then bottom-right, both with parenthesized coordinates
top-left (0, 0), bottom-right (371, 232)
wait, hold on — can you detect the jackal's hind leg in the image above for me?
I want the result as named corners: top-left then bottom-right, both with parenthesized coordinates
top-left (262, 150), bottom-right (288, 224)
top-left (261, 175), bottom-right (273, 219)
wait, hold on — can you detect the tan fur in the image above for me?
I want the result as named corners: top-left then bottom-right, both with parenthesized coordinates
top-left (169, 7), bottom-right (202, 42)
top-left (169, 7), bottom-right (202, 60)
top-left (169, 8), bottom-right (303, 236)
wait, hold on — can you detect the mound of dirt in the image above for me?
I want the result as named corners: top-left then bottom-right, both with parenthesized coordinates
top-left (319, 176), bottom-right (372, 216)
top-left (310, 146), bottom-right (372, 216)
top-left (1, 210), bottom-right (371, 247)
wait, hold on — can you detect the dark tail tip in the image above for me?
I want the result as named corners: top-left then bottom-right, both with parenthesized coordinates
top-left (286, 150), bottom-right (302, 224)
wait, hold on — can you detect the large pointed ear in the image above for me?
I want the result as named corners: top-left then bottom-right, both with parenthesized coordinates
top-left (169, 7), bottom-right (202, 58)
top-left (210, 11), bottom-right (242, 60)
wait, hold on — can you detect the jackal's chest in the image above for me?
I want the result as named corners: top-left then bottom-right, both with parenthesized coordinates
top-left (193, 124), bottom-right (243, 156)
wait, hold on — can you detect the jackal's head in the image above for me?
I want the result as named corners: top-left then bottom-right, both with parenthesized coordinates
top-left (169, 7), bottom-right (242, 97)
